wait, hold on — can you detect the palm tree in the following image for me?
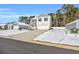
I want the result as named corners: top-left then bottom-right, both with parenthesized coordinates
top-left (19, 16), bottom-right (34, 24)
top-left (61, 4), bottom-right (78, 24)
top-left (19, 16), bottom-right (23, 22)
top-left (19, 16), bottom-right (28, 23)
top-left (55, 9), bottom-right (63, 27)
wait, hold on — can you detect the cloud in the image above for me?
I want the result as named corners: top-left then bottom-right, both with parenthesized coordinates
top-left (0, 8), bottom-right (17, 16)
top-left (0, 11), bottom-right (18, 15)
top-left (0, 14), bottom-right (30, 18)
top-left (0, 8), bottom-right (31, 16)
top-left (0, 15), bottom-right (18, 18)
top-left (0, 8), bottom-right (31, 23)
top-left (0, 8), bottom-right (11, 11)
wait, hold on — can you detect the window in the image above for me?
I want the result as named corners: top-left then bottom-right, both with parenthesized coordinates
top-left (32, 20), bottom-right (34, 22)
top-left (44, 18), bottom-right (48, 21)
top-left (38, 18), bottom-right (42, 21)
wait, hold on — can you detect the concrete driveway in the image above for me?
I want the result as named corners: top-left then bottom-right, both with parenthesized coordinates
top-left (34, 29), bottom-right (79, 46)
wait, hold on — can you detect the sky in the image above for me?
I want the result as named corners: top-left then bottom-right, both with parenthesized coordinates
top-left (0, 4), bottom-right (79, 23)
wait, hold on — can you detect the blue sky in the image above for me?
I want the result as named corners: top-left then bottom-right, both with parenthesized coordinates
top-left (0, 4), bottom-right (79, 23)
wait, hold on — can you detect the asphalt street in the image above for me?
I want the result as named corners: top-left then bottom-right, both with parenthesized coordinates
top-left (0, 37), bottom-right (79, 54)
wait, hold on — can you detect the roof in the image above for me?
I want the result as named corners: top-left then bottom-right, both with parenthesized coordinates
top-left (17, 22), bottom-right (30, 26)
top-left (66, 19), bottom-right (79, 26)
top-left (38, 14), bottom-right (50, 17)
top-left (31, 14), bottom-right (50, 20)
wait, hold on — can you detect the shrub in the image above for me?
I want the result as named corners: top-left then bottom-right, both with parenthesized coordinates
top-left (70, 29), bottom-right (79, 34)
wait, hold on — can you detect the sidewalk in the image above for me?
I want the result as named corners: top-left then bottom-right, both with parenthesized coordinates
top-left (0, 29), bottom-right (29, 36)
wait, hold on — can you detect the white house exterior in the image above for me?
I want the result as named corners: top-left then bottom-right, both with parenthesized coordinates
top-left (30, 14), bottom-right (52, 30)
top-left (65, 19), bottom-right (79, 29)
top-left (30, 17), bottom-right (37, 29)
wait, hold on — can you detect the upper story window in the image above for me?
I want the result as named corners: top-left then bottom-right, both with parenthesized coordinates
top-left (44, 18), bottom-right (48, 21)
top-left (38, 18), bottom-right (42, 21)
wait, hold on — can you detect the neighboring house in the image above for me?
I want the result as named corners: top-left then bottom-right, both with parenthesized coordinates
top-left (30, 14), bottom-right (52, 30)
top-left (12, 23), bottom-right (19, 29)
top-left (0, 22), bottom-right (30, 30)
top-left (7, 23), bottom-right (14, 29)
top-left (65, 19), bottom-right (79, 29)
top-left (17, 22), bottom-right (30, 29)
top-left (0, 24), bottom-right (6, 30)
